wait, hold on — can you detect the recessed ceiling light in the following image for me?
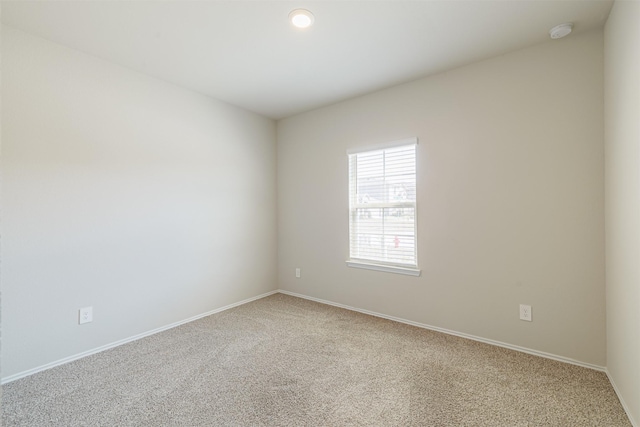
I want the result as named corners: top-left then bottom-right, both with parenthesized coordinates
top-left (289, 9), bottom-right (314, 29)
top-left (549, 23), bottom-right (573, 39)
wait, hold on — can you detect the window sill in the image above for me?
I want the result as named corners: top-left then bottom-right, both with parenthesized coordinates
top-left (346, 260), bottom-right (421, 276)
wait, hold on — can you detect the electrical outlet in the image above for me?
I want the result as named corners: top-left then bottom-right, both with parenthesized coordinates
top-left (295, 268), bottom-right (301, 278)
top-left (79, 306), bottom-right (93, 325)
top-left (519, 304), bottom-right (532, 321)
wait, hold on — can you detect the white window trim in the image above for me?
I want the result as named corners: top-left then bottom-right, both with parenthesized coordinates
top-left (347, 138), bottom-right (420, 274)
top-left (346, 260), bottom-right (421, 276)
top-left (346, 137), bottom-right (418, 155)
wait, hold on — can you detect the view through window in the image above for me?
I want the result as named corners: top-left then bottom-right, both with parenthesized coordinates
top-left (348, 140), bottom-right (417, 269)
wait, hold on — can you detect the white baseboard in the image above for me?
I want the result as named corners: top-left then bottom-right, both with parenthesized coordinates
top-left (4, 288), bottom-right (636, 426)
top-left (280, 289), bottom-right (638, 425)
top-left (278, 289), bottom-right (606, 372)
top-left (1, 290), bottom-right (279, 384)
top-left (606, 369), bottom-right (639, 427)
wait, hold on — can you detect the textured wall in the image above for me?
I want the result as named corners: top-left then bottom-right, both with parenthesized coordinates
top-left (1, 27), bottom-right (277, 379)
top-left (605, 0), bottom-right (640, 424)
top-left (278, 30), bottom-right (605, 366)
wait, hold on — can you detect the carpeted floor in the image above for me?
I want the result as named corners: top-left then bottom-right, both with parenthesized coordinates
top-left (2, 293), bottom-right (632, 426)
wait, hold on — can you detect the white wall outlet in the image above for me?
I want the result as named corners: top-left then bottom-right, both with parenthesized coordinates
top-left (79, 306), bottom-right (93, 324)
top-left (519, 304), bottom-right (532, 321)
top-left (295, 268), bottom-right (301, 278)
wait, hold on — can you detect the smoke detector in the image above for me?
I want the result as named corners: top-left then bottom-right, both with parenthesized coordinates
top-left (549, 23), bottom-right (573, 39)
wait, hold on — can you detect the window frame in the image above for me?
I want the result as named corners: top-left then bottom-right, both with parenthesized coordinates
top-left (346, 138), bottom-right (421, 276)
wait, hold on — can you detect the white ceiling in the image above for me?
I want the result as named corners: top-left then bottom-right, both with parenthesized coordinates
top-left (2, 1), bottom-right (613, 119)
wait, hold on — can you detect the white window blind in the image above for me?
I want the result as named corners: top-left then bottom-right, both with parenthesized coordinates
top-left (348, 140), bottom-right (417, 270)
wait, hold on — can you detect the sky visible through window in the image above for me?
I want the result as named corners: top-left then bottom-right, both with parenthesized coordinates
top-left (349, 144), bottom-right (417, 267)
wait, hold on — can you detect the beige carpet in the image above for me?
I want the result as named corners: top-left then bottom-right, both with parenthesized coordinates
top-left (2, 293), bottom-right (632, 426)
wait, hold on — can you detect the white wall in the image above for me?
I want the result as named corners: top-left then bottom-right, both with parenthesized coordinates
top-left (278, 30), bottom-right (605, 366)
top-left (605, 1), bottom-right (640, 424)
top-left (1, 26), bottom-right (277, 379)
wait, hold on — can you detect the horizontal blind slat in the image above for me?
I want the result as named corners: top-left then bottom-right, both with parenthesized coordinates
top-left (348, 143), bottom-right (417, 268)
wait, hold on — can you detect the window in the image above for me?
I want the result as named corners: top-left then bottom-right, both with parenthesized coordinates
top-left (347, 138), bottom-right (419, 276)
